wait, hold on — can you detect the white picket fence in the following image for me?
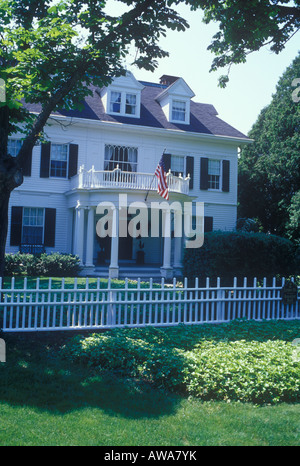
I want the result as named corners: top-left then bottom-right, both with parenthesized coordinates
top-left (0, 276), bottom-right (299, 332)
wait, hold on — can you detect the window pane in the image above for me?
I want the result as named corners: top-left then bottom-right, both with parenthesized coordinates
top-left (125, 94), bottom-right (136, 115)
top-left (172, 100), bottom-right (186, 121)
top-left (50, 144), bottom-right (68, 178)
top-left (208, 160), bottom-right (220, 189)
top-left (22, 208), bottom-right (44, 244)
top-left (171, 155), bottom-right (184, 175)
top-left (208, 160), bottom-right (220, 175)
top-left (8, 139), bottom-right (22, 157)
top-left (110, 92), bottom-right (121, 113)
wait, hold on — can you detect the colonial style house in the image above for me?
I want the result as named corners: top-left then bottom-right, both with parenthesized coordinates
top-left (6, 72), bottom-right (251, 279)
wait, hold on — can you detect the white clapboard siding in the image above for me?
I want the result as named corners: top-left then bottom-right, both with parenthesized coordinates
top-left (0, 276), bottom-right (299, 332)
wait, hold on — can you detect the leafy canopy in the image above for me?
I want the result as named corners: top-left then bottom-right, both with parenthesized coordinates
top-left (238, 52), bottom-right (300, 243)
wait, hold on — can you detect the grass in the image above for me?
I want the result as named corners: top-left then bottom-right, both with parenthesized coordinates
top-left (0, 322), bottom-right (300, 446)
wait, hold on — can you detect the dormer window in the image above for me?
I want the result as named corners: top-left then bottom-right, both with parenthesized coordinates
top-left (172, 100), bottom-right (186, 122)
top-left (156, 77), bottom-right (195, 125)
top-left (125, 94), bottom-right (137, 115)
top-left (110, 92), bottom-right (121, 113)
top-left (108, 90), bottom-right (139, 117)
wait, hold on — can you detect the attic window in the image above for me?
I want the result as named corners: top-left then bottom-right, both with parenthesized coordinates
top-left (109, 91), bottom-right (138, 117)
top-left (172, 100), bottom-right (186, 122)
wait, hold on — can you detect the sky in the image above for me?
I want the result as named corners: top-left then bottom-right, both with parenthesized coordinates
top-left (106, 1), bottom-right (299, 137)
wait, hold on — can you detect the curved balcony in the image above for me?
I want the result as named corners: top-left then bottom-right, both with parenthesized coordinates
top-left (70, 166), bottom-right (190, 195)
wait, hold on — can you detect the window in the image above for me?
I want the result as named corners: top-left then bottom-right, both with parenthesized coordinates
top-left (125, 93), bottom-right (136, 115)
top-left (50, 144), bottom-right (68, 178)
top-left (22, 208), bottom-right (44, 244)
top-left (172, 100), bottom-right (186, 122)
top-left (109, 91), bottom-right (138, 116)
top-left (171, 155), bottom-right (185, 177)
top-left (208, 159), bottom-right (221, 190)
top-left (8, 139), bottom-right (22, 157)
top-left (110, 91), bottom-right (121, 113)
top-left (104, 145), bottom-right (138, 172)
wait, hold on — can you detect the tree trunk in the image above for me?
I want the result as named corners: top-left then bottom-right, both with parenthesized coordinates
top-left (0, 106), bottom-right (23, 280)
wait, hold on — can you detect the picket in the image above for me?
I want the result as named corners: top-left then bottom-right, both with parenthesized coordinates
top-left (0, 276), bottom-right (299, 332)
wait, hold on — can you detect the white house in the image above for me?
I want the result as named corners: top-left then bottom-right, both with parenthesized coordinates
top-left (6, 72), bottom-right (251, 279)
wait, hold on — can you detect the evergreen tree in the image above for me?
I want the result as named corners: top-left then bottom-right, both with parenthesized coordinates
top-left (238, 53), bottom-right (300, 243)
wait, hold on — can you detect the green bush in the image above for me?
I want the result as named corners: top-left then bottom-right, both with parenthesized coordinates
top-left (183, 231), bottom-right (299, 286)
top-left (61, 321), bottom-right (300, 404)
top-left (4, 252), bottom-right (81, 277)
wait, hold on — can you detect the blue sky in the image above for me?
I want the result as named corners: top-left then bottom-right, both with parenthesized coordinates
top-left (106, 1), bottom-right (299, 136)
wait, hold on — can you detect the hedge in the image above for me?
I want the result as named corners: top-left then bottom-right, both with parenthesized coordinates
top-left (4, 252), bottom-right (82, 277)
top-left (183, 231), bottom-right (299, 286)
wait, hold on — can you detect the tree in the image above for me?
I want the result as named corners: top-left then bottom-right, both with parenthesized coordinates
top-left (0, 0), bottom-right (192, 279)
top-left (238, 52), bottom-right (300, 243)
top-left (188, 0), bottom-right (300, 87)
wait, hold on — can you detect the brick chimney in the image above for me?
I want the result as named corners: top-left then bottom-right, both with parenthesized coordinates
top-left (159, 75), bottom-right (180, 87)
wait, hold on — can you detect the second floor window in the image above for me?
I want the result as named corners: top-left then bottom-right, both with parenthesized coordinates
top-left (50, 144), bottom-right (68, 178)
top-left (208, 159), bottom-right (221, 190)
top-left (104, 145), bottom-right (138, 172)
top-left (171, 155), bottom-right (185, 177)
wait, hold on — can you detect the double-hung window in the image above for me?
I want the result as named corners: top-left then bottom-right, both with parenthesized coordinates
top-left (109, 91), bottom-right (138, 116)
top-left (110, 91), bottom-right (122, 113)
top-left (171, 155), bottom-right (185, 177)
top-left (125, 94), bottom-right (137, 115)
top-left (22, 208), bottom-right (44, 245)
top-left (50, 144), bottom-right (68, 178)
top-left (208, 159), bottom-right (221, 190)
top-left (172, 100), bottom-right (186, 122)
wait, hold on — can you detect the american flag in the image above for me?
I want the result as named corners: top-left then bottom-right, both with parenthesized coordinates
top-left (155, 153), bottom-right (169, 200)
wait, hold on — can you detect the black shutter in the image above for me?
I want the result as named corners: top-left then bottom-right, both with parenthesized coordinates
top-left (222, 160), bottom-right (230, 192)
top-left (68, 144), bottom-right (78, 178)
top-left (21, 149), bottom-right (32, 177)
top-left (40, 142), bottom-right (51, 178)
top-left (44, 208), bottom-right (56, 247)
top-left (164, 153), bottom-right (171, 173)
top-left (186, 156), bottom-right (194, 189)
top-left (204, 216), bottom-right (213, 233)
top-left (200, 157), bottom-right (208, 190)
top-left (10, 206), bottom-right (23, 246)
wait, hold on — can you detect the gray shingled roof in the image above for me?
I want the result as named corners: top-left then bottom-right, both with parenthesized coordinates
top-left (25, 80), bottom-right (249, 139)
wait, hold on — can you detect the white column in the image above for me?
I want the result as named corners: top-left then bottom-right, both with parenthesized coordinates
top-left (74, 205), bottom-right (85, 264)
top-left (85, 207), bottom-right (95, 269)
top-left (109, 205), bottom-right (119, 279)
top-left (160, 207), bottom-right (173, 279)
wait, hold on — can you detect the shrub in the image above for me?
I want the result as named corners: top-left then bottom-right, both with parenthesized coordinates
top-left (61, 322), bottom-right (300, 403)
top-left (183, 231), bottom-right (299, 286)
top-left (4, 252), bottom-right (81, 277)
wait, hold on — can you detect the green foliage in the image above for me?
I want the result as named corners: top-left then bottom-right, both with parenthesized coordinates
top-left (238, 53), bottom-right (300, 242)
top-left (61, 321), bottom-right (300, 404)
top-left (4, 252), bottom-right (81, 277)
top-left (183, 231), bottom-right (298, 285)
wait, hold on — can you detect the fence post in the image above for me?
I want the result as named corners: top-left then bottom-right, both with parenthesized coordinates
top-left (107, 279), bottom-right (116, 327)
top-left (216, 277), bottom-right (225, 322)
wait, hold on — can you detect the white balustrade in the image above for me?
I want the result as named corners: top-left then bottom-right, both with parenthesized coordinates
top-left (70, 166), bottom-right (190, 195)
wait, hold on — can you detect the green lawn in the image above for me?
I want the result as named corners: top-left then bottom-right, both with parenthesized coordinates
top-left (0, 328), bottom-right (300, 446)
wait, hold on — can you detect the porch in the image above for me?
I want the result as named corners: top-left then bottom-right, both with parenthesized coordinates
top-left (67, 167), bottom-right (192, 280)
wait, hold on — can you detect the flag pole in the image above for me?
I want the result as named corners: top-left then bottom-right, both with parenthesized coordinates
top-left (144, 148), bottom-right (167, 202)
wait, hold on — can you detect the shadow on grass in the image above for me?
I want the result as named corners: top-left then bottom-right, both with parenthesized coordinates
top-left (0, 332), bottom-right (182, 419)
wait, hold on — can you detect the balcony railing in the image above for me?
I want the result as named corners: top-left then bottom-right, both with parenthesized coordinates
top-left (70, 166), bottom-right (190, 195)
